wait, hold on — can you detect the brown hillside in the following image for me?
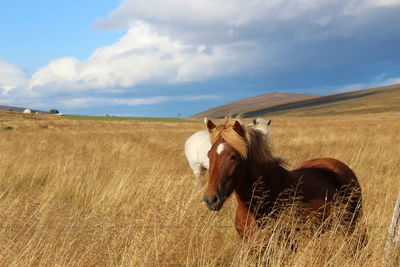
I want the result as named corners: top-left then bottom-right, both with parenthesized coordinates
top-left (243, 83), bottom-right (400, 117)
top-left (194, 84), bottom-right (400, 118)
top-left (193, 92), bottom-right (319, 118)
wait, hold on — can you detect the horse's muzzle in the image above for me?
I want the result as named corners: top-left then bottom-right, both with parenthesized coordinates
top-left (203, 194), bottom-right (224, 211)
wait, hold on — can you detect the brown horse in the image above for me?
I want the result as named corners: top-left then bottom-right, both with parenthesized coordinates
top-left (204, 118), bottom-right (362, 240)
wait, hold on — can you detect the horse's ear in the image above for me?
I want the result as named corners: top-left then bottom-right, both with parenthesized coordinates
top-left (267, 120), bottom-right (271, 126)
top-left (253, 119), bottom-right (257, 125)
top-left (233, 120), bottom-right (245, 137)
top-left (207, 120), bottom-right (216, 133)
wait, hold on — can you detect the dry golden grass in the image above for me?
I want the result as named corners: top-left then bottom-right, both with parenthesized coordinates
top-left (0, 111), bottom-right (399, 266)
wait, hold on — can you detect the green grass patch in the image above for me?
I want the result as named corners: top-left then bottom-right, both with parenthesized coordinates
top-left (63, 115), bottom-right (197, 123)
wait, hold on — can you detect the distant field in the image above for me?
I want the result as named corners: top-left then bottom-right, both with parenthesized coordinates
top-left (64, 115), bottom-right (197, 122)
top-left (0, 111), bottom-right (399, 266)
top-left (0, 110), bottom-right (198, 123)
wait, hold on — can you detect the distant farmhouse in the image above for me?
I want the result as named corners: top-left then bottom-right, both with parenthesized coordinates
top-left (0, 105), bottom-right (49, 114)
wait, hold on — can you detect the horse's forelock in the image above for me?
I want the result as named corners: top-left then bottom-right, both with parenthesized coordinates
top-left (210, 118), bottom-right (274, 163)
top-left (210, 119), bottom-right (248, 159)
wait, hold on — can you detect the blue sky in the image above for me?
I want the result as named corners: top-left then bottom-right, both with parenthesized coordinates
top-left (1, 0), bottom-right (400, 117)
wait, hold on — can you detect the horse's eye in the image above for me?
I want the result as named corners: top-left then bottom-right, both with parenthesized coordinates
top-left (230, 155), bottom-right (238, 161)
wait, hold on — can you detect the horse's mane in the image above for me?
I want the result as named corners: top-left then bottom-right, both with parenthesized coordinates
top-left (210, 118), bottom-right (277, 163)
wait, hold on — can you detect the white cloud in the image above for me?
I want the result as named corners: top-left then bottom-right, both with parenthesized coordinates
top-left (380, 77), bottom-right (400, 85)
top-left (30, 0), bottom-right (400, 96)
top-left (96, 0), bottom-right (400, 39)
top-left (363, 0), bottom-right (400, 8)
top-left (29, 57), bottom-right (80, 91)
top-left (0, 60), bottom-right (29, 95)
top-left (113, 96), bottom-right (168, 106)
top-left (56, 96), bottom-right (167, 109)
top-left (334, 83), bottom-right (368, 93)
top-left (333, 76), bottom-right (400, 93)
top-left (27, 21), bottom-right (260, 95)
top-left (7, 0), bottom-right (400, 98)
top-left (56, 94), bottom-right (220, 109)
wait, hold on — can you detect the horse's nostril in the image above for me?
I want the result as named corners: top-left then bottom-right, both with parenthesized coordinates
top-left (211, 195), bottom-right (219, 204)
top-left (204, 194), bottom-right (220, 206)
top-left (204, 194), bottom-right (224, 211)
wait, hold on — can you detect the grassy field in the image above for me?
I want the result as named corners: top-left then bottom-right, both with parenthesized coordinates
top-left (0, 111), bottom-right (399, 266)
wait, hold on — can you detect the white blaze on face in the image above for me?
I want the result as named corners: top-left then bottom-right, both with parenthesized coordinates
top-left (217, 143), bottom-right (225, 155)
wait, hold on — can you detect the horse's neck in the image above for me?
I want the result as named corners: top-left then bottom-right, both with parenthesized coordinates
top-left (234, 160), bottom-right (291, 219)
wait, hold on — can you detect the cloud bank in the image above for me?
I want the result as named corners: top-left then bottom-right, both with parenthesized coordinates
top-left (1, 0), bottom-right (400, 113)
top-left (28, 21), bottom-right (261, 95)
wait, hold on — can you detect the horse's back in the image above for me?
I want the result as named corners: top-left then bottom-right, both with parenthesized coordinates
top-left (292, 158), bottom-right (362, 231)
top-left (294, 157), bottom-right (358, 187)
top-left (289, 167), bottom-right (339, 201)
top-left (185, 130), bottom-right (211, 156)
top-left (184, 130), bottom-right (211, 172)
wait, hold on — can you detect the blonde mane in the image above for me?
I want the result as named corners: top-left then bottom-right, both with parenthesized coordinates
top-left (210, 118), bottom-right (275, 163)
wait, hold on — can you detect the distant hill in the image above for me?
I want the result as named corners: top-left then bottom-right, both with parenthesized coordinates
top-left (243, 84), bottom-right (400, 117)
top-left (193, 84), bottom-right (400, 118)
top-left (193, 92), bottom-right (319, 118)
top-left (0, 105), bottom-right (48, 114)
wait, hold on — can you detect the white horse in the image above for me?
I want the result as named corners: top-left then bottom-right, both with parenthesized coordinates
top-left (251, 117), bottom-right (271, 135)
top-left (184, 118), bottom-right (272, 186)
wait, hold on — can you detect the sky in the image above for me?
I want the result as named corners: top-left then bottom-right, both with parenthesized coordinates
top-left (1, 0), bottom-right (400, 117)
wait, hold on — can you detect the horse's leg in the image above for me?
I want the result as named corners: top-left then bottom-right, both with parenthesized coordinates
top-left (235, 198), bottom-right (258, 241)
top-left (191, 163), bottom-right (202, 188)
